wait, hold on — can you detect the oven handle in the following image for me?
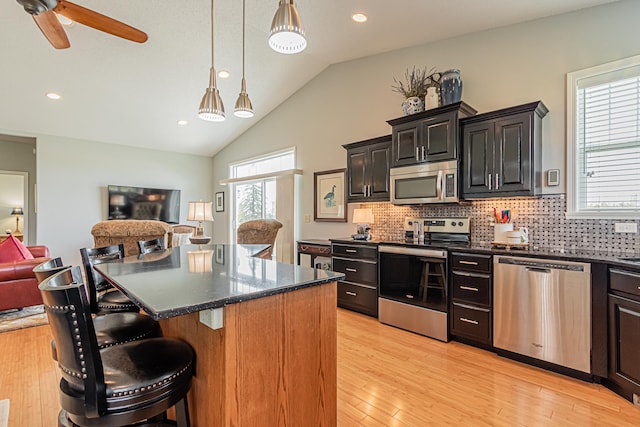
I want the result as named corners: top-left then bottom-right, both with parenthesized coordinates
top-left (378, 245), bottom-right (446, 258)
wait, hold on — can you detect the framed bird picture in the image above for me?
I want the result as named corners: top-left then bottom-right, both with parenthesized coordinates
top-left (314, 169), bottom-right (347, 222)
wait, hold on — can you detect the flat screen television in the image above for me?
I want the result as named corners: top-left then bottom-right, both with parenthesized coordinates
top-left (107, 185), bottom-right (181, 224)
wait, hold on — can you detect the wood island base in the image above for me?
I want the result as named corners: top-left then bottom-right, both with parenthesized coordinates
top-left (160, 282), bottom-right (337, 426)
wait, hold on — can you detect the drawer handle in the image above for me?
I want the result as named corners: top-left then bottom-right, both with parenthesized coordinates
top-left (459, 260), bottom-right (479, 266)
top-left (460, 317), bottom-right (479, 325)
top-left (345, 291), bottom-right (357, 296)
top-left (345, 249), bottom-right (357, 253)
top-left (345, 268), bottom-right (357, 272)
top-left (460, 286), bottom-right (479, 292)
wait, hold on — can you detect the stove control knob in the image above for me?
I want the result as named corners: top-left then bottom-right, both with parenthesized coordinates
top-left (451, 221), bottom-right (456, 226)
top-left (458, 221), bottom-right (464, 227)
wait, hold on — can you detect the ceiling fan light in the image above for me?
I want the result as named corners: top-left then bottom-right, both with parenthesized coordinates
top-left (269, 0), bottom-right (306, 54)
top-left (234, 79), bottom-right (254, 118)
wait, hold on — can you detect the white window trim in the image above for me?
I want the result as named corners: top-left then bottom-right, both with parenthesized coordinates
top-left (566, 54), bottom-right (640, 219)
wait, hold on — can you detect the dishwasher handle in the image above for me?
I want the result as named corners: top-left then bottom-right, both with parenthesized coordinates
top-left (526, 267), bottom-right (551, 274)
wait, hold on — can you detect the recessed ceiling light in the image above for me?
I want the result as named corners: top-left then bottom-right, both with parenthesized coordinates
top-left (177, 120), bottom-right (188, 126)
top-left (218, 70), bottom-right (230, 79)
top-left (46, 92), bottom-right (61, 100)
top-left (352, 13), bottom-right (367, 23)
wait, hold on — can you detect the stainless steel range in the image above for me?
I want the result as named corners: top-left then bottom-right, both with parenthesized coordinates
top-left (378, 217), bottom-right (470, 341)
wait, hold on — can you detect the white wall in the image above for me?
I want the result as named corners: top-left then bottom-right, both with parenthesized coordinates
top-left (0, 130), bottom-right (213, 267)
top-left (211, 0), bottom-right (640, 241)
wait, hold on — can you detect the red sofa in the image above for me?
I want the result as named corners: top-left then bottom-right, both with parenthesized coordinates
top-left (0, 246), bottom-right (51, 311)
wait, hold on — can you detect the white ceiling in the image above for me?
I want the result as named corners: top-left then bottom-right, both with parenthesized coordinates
top-left (0, 0), bottom-right (618, 157)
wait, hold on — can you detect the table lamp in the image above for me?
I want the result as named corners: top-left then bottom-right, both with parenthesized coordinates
top-left (187, 200), bottom-right (214, 244)
top-left (11, 207), bottom-right (23, 234)
top-left (352, 208), bottom-right (374, 241)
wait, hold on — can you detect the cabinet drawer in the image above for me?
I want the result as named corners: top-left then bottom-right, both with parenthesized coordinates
top-left (451, 271), bottom-right (491, 305)
top-left (332, 244), bottom-right (377, 260)
top-left (450, 253), bottom-right (492, 273)
top-left (332, 258), bottom-right (377, 286)
top-left (337, 282), bottom-right (377, 317)
top-left (451, 303), bottom-right (491, 344)
top-left (610, 268), bottom-right (640, 298)
top-left (297, 243), bottom-right (331, 256)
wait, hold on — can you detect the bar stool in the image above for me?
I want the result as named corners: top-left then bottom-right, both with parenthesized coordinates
top-left (417, 257), bottom-right (447, 302)
top-left (39, 267), bottom-right (194, 427)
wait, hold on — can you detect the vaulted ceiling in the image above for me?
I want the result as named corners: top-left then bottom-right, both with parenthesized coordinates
top-left (0, 0), bottom-right (618, 156)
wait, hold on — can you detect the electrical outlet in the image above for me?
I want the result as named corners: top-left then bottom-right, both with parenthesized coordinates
top-left (304, 214), bottom-right (311, 223)
top-left (614, 222), bottom-right (638, 233)
top-left (199, 308), bottom-right (223, 330)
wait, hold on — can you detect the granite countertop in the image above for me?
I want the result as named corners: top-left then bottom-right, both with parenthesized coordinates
top-left (95, 244), bottom-right (345, 320)
top-left (329, 237), bottom-right (640, 270)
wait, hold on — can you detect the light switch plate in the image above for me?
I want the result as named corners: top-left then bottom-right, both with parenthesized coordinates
top-left (547, 169), bottom-right (560, 186)
top-left (614, 222), bottom-right (638, 233)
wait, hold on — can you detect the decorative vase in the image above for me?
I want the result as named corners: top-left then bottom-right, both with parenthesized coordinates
top-left (402, 96), bottom-right (425, 115)
top-left (425, 86), bottom-right (439, 110)
top-left (440, 69), bottom-right (462, 106)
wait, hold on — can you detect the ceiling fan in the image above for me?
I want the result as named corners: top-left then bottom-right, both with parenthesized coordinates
top-left (16, 0), bottom-right (148, 49)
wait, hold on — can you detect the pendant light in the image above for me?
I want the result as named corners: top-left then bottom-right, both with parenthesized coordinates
top-left (198, 0), bottom-right (225, 121)
top-left (268, 0), bottom-right (307, 54)
top-left (234, 0), bottom-right (254, 118)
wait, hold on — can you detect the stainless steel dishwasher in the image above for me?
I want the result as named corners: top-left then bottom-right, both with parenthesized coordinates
top-left (493, 256), bottom-right (591, 374)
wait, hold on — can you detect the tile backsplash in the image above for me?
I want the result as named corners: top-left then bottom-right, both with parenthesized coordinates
top-left (362, 194), bottom-right (640, 254)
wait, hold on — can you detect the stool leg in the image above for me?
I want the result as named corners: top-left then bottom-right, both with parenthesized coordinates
top-left (438, 263), bottom-right (446, 299)
top-left (422, 262), bottom-right (430, 302)
top-left (175, 397), bottom-right (190, 427)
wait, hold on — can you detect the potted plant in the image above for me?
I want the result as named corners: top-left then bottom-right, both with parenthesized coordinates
top-left (392, 66), bottom-right (440, 115)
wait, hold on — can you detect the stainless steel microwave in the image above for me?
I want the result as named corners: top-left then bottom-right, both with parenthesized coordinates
top-left (390, 160), bottom-right (459, 205)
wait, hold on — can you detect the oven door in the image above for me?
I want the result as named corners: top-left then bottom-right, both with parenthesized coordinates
top-left (390, 161), bottom-right (458, 205)
top-left (378, 245), bottom-right (447, 312)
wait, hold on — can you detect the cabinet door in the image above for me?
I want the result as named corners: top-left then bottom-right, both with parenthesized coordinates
top-left (494, 113), bottom-right (532, 194)
top-left (367, 140), bottom-right (391, 201)
top-left (421, 112), bottom-right (456, 162)
top-left (461, 121), bottom-right (494, 197)
top-left (346, 147), bottom-right (367, 201)
top-left (392, 122), bottom-right (420, 167)
top-left (608, 294), bottom-right (640, 399)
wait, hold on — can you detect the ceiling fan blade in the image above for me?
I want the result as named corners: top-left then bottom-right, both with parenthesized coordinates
top-left (32, 11), bottom-right (70, 49)
top-left (54, 0), bottom-right (148, 43)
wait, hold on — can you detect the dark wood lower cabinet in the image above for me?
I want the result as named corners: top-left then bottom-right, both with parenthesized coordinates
top-left (607, 294), bottom-right (640, 403)
top-left (331, 241), bottom-right (378, 318)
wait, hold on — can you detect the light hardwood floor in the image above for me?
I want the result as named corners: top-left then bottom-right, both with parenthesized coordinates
top-left (1, 308), bottom-right (639, 426)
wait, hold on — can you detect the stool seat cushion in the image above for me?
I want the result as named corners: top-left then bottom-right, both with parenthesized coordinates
top-left (98, 289), bottom-right (138, 312)
top-left (93, 313), bottom-right (161, 349)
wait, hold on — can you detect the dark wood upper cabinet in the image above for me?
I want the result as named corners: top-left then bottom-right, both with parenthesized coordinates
top-left (387, 102), bottom-right (477, 167)
top-left (460, 101), bottom-right (548, 199)
top-left (343, 135), bottom-right (391, 203)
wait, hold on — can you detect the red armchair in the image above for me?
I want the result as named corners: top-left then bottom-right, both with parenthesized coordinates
top-left (0, 246), bottom-right (50, 311)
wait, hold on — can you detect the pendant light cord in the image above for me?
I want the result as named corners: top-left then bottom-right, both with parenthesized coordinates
top-left (242, 0), bottom-right (246, 79)
top-left (210, 0), bottom-right (215, 72)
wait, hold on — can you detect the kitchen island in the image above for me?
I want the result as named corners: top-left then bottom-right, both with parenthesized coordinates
top-left (96, 244), bottom-right (343, 426)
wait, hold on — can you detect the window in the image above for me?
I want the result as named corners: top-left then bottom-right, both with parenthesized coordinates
top-left (567, 55), bottom-right (640, 218)
top-left (223, 148), bottom-right (300, 263)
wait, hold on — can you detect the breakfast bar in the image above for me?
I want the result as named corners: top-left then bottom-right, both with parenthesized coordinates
top-left (96, 244), bottom-right (343, 426)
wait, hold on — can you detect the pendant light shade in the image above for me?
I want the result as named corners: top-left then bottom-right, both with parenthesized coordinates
top-left (234, 0), bottom-right (253, 118)
top-left (268, 0), bottom-right (307, 54)
top-left (199, 0), bottom-right (225, 122)
top-left (199, 68), bottom-right (225, 121)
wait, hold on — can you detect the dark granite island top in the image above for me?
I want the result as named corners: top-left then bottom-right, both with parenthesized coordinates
top-left (95, 243), bottom-right (344, 320)
top-left (95, 243), bottom-right (342, 426)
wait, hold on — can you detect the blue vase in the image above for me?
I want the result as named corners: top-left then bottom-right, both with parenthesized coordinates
top-left (440, 69), bottom-right (462, 106)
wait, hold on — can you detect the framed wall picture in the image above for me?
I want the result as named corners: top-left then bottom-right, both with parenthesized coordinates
top-left (215, 192), bottom-right (224, 212)
top-left (314, 169), bottom-right (347, 222)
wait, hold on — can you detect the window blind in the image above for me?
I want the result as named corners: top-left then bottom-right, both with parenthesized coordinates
top-left (575, 70), bottom-right (640, 212)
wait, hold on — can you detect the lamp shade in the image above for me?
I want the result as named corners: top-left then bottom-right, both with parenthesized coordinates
top-left (268, 0), bottom-right (307, 54)
top-left (352, 208), bottom-right (374, 224)
top-left (188, 249), bottom-right (213, 273)
top-left (11, 207), bottom-right (24, 216)
top-left (187, 201), bottom-right (214, 222)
